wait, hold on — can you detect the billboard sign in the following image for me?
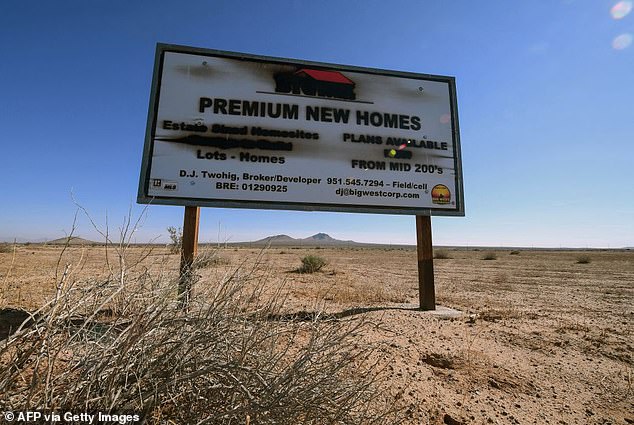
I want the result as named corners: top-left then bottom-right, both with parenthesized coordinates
top-left (138, 44), bottom-right (464, 215)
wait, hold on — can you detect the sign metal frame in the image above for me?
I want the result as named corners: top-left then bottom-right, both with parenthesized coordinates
top-left (137, 43), bottom-right (464, 216)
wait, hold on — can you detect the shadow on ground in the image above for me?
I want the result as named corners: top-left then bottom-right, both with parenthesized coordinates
top-left (0, 308), bottom-right (37, 340)
top-left (267, 305), bottom-right (421, 322)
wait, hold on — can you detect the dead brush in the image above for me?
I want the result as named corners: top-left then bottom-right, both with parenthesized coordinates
top-left (481, 252), bottom-right (497, 261)
top-left (0, 218), bottom-right (404, 424)
top-left (478, 308), bottom-right (521, 322)
top-left (433, 249), bottom-right (451, 259)
top-left (576, 254), bottom-right (591, 264)
top-left (192, 249), bottom-right (230, 268)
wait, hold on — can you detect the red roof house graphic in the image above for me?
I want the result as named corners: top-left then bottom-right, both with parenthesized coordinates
top-left (294, 69), bottom-right (355, 85)
top-left (274, 68), bottom-right (356, 100)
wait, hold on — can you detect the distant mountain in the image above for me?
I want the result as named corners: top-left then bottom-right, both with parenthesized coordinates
top-left (301, 233), bottom-right (334, 242)
top-left (253, 234), bottom-right (296, 244)
top-left (250, 233), bottom-right (356, 246)
top-left (300, 233), bottom-right (357, 244)
top-left (46, 236), bottom-right (97, 245)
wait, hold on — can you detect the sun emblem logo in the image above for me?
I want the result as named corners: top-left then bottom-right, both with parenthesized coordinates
top-left (431, 184), bottom-right (451, 205)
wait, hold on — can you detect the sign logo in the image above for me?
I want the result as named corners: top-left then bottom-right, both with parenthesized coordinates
top-left (431, 184), bottom-right (451, 205)
top-left (274, 68), bottom-right (356, 100)
top-left (162, 181), bottom-right (177, 191)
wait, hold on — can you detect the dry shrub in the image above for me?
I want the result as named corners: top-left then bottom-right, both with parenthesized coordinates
top-left (509, 250), bottom-right (520, 255)
top-left (0, 240), bottom-right (402, 424)
top-left (433, 249), bottom-right (451, 259)
top-left (576, 254), bottom-right (591, 264)
top-left (481, 252), bottom-right (497, 261)
top-left (0, 244), bottom-right (13, 254)
top-left (166, 226), bottom-right (182, 254)
top-left (193, 249), bottom-right (230, 268)
top-left (299, 255), bottom-right (327, 273)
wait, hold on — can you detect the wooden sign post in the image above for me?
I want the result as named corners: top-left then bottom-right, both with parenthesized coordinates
top-left (179, 206), bottom-right (200, 308)
top-left (416, 215), bottom-right (435, 310)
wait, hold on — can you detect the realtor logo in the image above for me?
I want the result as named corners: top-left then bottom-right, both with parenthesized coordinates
top-left (431, 184), bottom-right (451, 205)
top-left (274, 68), bottom-right (356, 100)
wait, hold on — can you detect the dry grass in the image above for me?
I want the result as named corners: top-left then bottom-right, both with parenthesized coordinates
top-left (478, 308), bottom-right (527, 322)
top-left (193, 249), bottom-right (230, 268)
top-left (0, 223), bottom-right (403, 424)
top-left (0, 263), bottom-right (402, 423)
top-left (0, 244), bottom-right (14, 254)
top-left (330, 284), bottom-right (408, 305)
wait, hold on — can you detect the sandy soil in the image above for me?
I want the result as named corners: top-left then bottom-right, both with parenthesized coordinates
top-left (1, 244), bottom-right (632, 424)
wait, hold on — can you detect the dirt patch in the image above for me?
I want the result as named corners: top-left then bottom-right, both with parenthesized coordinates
top-left (1, 246), bottom-right (632, 423)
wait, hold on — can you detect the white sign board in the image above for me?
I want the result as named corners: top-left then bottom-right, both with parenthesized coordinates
top-left (138, 44), bottom-right (464, 215)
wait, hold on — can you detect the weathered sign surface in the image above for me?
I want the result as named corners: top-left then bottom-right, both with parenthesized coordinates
top-left (138, 44), bottom-right (464, 215)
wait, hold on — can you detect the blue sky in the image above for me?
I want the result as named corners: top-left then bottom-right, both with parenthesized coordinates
top-left (1, 0), bottom-right (632, 247)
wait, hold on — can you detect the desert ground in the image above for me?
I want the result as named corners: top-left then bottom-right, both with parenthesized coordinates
top-left (1, 243), bottom-right (632, 424)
